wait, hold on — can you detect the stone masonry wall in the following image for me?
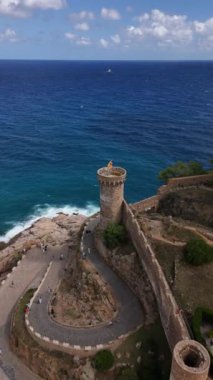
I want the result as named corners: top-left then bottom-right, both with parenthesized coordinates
top-left (122, 201), bottom-right (190, 350)
top-left (158, 173), bottom-right (213, 198)
top-left (99, 182), bottom-right (124, 225)
top-left (94, 236), bottom-right (158, 325)
top-left (130, 174), bottom-right (213, 216)
top-left (131, 195), bottom-right (159, 214)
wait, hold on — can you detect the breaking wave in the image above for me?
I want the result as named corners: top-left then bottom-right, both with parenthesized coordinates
top-left (0, 203), bottom-right (99, 244)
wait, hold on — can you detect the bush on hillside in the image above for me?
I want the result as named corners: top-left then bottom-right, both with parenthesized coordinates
top-left (116, 367), bottom-right (139, 380)
top-left (103, 222), bottom-right (127, 250)
top-left (93, 349), bottom-right (114, 371)
top-left (192, 307), bottom-right (213, 370)
top-left (158, 160), bottom-right (207, 182)
top-left (184, 238), bottom-right (213, 266)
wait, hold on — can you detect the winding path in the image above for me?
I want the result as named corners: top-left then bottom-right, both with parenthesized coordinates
top-left (28, 219), bottom-right (144, 346)
top-left (0, 217), bottom-right (144, 379)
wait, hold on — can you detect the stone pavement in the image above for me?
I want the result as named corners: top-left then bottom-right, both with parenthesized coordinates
top-left (0, 248), bottom-right (50, 380)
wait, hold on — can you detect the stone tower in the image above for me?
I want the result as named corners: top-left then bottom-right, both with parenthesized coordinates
top-left (97, 164), bottom-right (127, 229)
top-left (170, 340), bottom-right (210, 380)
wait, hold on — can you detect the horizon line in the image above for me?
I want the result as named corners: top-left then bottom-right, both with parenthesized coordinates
top-left (0, 58), bottom-right (213, 62)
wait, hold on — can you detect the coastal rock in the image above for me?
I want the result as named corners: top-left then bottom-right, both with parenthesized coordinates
top-left (0, 213), bottom-right (86, 279)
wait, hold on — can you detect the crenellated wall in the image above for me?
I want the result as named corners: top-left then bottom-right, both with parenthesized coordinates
top-left (158, 173), bottom-right (213, 198)
top-left (130, 173), bottom-right (213, 215)
top-left (122, 200), bottom-right (190, 350)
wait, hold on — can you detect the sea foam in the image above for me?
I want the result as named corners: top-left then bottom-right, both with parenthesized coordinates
top-left (0, 203), bottom-right (99, 244)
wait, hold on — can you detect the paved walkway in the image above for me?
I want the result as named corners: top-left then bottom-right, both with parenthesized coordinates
top-left (0, 248), bottom-right (49, 380)
top-left (28, 219), bottom-right (144, 346)
top-left (0, 217), bottom-right (144, 379)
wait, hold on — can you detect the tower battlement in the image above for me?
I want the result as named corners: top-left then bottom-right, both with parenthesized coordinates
top-left (170, 340), bottom-right (210, 380)
top-left (97, 167), bottom-right (126, 186)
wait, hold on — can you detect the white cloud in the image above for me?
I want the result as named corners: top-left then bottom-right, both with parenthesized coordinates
top-left (0, 28), bottom-right (18, 42)
top-left (194, 18), bottom-right (213, 35)
top-left (69, 10), bottom-right (94, 22)
top-left (65, 32), bottom-right (91, 46)
top-left (76, 37), bottom-right (91, 46)
top-left (137, 13), bottom-right (149, 22)
top-left (23, 0), bottom-right (65, 9)
top-left (100, 38), bottom-right (108, 48)
top-left (193, 17), bottom-right (213, 47)
top-left (0, 0), bottom-right (65, 17)
top-left (127, 9), bottom-right (193, 45)
top-left (65, 32), bottom-right (76, 41)
top-left (111, 34), bottom-right (121, 44)
top-left (74, 22), bottom-right (89, 31)
top-left (127, 26), bottom-right (143, 37)
top-left (101, 8), bottom-right (120, 21)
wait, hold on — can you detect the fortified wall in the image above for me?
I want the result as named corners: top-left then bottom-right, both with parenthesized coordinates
top-left (97, 167), bottom-right (212, 380)
top-left (158, 173), bottom-right (213, 198)
top-left (122, 200), bottom-right (190, 349)
top-left (131, 173), bottom-right (213, 213)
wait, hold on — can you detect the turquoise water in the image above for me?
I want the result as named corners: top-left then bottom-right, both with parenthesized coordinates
top-left (0, 60), bottom-right (213, 241)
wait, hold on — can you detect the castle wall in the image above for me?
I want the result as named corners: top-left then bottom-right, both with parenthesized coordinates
top-left (130, 173), bottom-right (213, 215)
top-left (158, 173), bottom-right (213, 198)
top-left (122, 201), bottom-right (190, 350)
top-left (131, 195), bottom-right (159, 213)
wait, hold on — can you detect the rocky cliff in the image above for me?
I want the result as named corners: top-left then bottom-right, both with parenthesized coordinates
top-left (157, 187), bottom-right (213, 228)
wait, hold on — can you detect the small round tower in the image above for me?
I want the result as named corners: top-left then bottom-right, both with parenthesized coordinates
top-left (170, 340), bottom-right (210, 380)
top-left (97, 164), bottom-right (127, 229)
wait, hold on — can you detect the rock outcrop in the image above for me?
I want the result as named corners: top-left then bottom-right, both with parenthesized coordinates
top-left (157, 187), bottom-right (213, 228)
top-left (0, 213), bottom-right (85, 280)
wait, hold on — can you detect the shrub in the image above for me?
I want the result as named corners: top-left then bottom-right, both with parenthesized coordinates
top-left (184, 238), bottom-right (213, 266)
top-left (192, 307), bottom-right (205, 345)
top-left (158, 160), bottom-right (206, 182)
top-left (93, 349), bottom-right (114, 371)
top-left (192, 307), bottom-right (213, 370)
top-left (116, 367), bottom-right (139, 380)
top-left (103, 222), bottom-right (127, 250)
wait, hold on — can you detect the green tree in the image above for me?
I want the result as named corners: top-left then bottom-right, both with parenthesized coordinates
top-left (103, 222), bottom-right (127, 250)
top-left (184, 238), bottom-right (213, 266)
top-left (93, 349), bottom-right (114, 371)
top-left (158, 160), bottom-right (206, 182)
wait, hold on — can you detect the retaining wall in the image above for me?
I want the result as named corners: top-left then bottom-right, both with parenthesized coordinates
top-left (122, 201), bottom-right (190, 350)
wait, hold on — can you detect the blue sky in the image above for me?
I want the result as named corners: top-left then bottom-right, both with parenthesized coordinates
top-left (0, 0), bottom-right (213, 60)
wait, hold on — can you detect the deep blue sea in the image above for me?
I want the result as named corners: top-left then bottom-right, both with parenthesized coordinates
top-left (0, 60), bottom-right (213, 242)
